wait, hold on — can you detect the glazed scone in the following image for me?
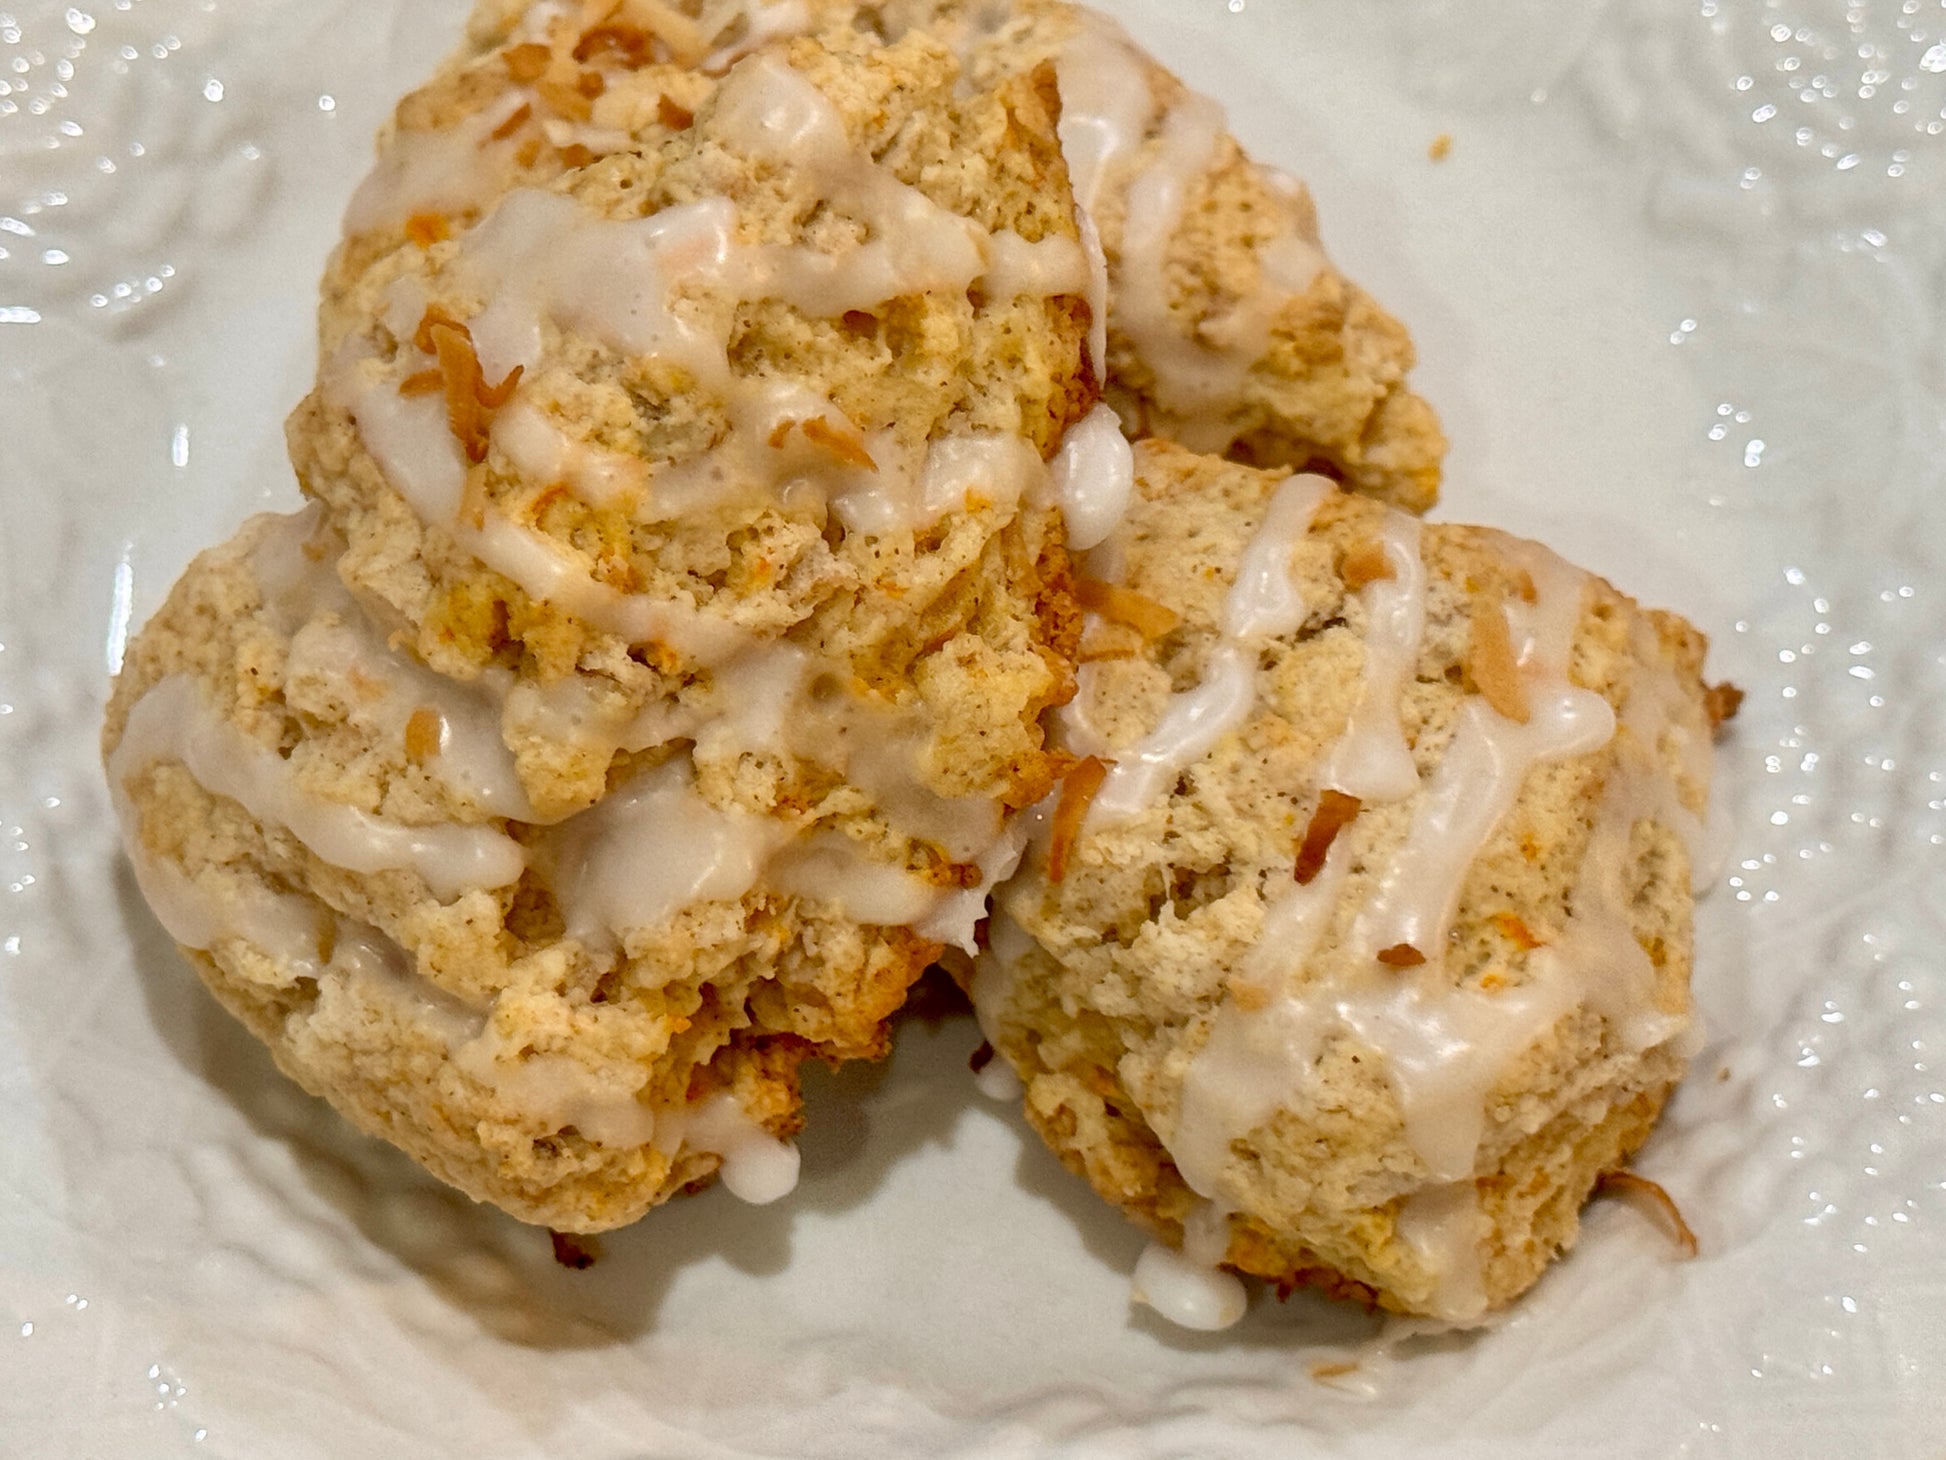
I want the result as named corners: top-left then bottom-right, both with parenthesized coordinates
top-left (104, 508), bottom-right (1037, 1230)
top-left (975, 441), bottom-right (1721, 1323)
top-left (295, 17), bottom-right (1093, 823)
top-left (852, 0), bottom-right (1446, 511)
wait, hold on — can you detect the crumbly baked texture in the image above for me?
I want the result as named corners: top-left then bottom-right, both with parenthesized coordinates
top-left (978, 441), bottom-right (1716, 1317)
top-left (297, 16), bottom-right (1092, 822)
top-left (855, 0), bottom-right (1446, 511)
top-left (104, 511), bottom-right (1003, 1230)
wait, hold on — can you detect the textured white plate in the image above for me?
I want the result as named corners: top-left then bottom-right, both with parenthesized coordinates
top-left (4, 0), bottom-right (1945, 1454)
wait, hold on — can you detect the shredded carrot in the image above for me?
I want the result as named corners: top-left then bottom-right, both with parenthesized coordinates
top-left (1467, 584), bottom-right (1530, 724)
top-left (556, 141), bottom-right (597, 169)
top-left (489, 101), bottom-right (533, 141)
top-left (1705, 681), bottom-right (1744, 731)
top-left (657, 93), bottom-right (694, 130)
top-left (1073, 577), bottom-right (1181, 640)
top-left (576, 68), bottom-right (606, 99)
top-left (1490, 911), bottom-right (1544, 951)
top-left (1294, 789), bottom-right (1361, 885)
top-left (403, 706), bottom-right (443, 764)
top-left (1341, 538), bottom-right (1393, 591)
top-left (1597, 1170), bottom-right (1699, 1258)
top-left (1047, 755), bottom-right (1109, 885)
top-left (1226, 975), bottom-right (1271, 1013)
top-left (504, 42), bottom-right (552, 83)
top-left (799, 415), bottom-right (877, 470)
top-left (1376, 943), bottom-right (1426, 968)
top-left (535, 75), bottom-right (594, 122)
top-left (404, 212), bottom-right (450, 248)
top-left (575, 24), bottom-right (652, 67)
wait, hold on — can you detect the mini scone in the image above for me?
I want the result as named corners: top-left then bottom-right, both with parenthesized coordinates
top-left (293, 18), bottom-right (1093, 824)
top-left (105, 508), bottom-right (1050, 1230)
top-left (975, 441), bottom-right (1723, 1324)
top-left (853, 0), bottom-right (1447, 511)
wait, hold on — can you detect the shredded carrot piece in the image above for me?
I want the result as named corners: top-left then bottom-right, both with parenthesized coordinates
top-left (556, 141), bottom-right (597, 169)
top-left (489, 101), bottom-right (533, 141)
top-left (1490, 911), bottom-right (1544, 951)
top-left (504, 42), bottom-right (552, 83)
top-left (476, 363), bottom-right (524, 409)
top-left (535, 75), bottom-right (594, 122)
top-left (1073, 578), bottom-right (1181, 640)
top-left (1341, 537), bottom-right (1394, 591)
top-left (657, 93), bottom-right (694, 130)
top-left (515, 136), bottom-right (543, 168)
top-left (1226, 975), bottom-right (1271, 1013)
top-left (1294, 789), bottom-right (1361, 885)
top-left (1598, 1170), bottom-right (1699, 1258)
top-left (403, 707), bottom-right (443, 764)
top-left (1047, 756), bottom-right (1109, 885)
top-left (1705, 681), bottom-right (1744, 731)
top-left (799, 415), bottom-right (877, 470)
top-left (576, 68), bottom-right (606, 99)
top-left (1467, 584), bottom-right (1530, 724)
top-left (404, 212), bottom-right (450, 248)
top-left (398, 369), bottom-right (443, 397)
top-left (1376, 943), bottom-right (1425, 968)
top-left (575, 24), bottom-right (652, 66)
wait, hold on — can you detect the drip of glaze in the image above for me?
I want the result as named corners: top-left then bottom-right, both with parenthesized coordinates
top-left (109, 676), bottom-right (526, 900)
top-left (766, 833), bottom-right (945, 926)
top-left (1322, 508), bottom-right (1428, 804)
top-left (1046, 402), bottom-right (1134, 552)
top-left (660, 1092), bottom-right (801, 1204)
top-left (1085, 473), bottom-right (1334, 820)
top-left (549, 755), bottom-right (790, 950)
top-left (1394, 1182), bottom-right (1490, 1323)
top-left (1132, 1200), bottom-right (1246, 1331)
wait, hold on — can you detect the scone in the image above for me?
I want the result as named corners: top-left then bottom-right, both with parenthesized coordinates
top-left (293, 17), bottom-right (1094, 824)
top-left (856, 0), bottom-right (1447, 511)
top-left (975, 441), bottom-right (1723, 1323)
top-left (105, 508), bottom-right (1049, 1230)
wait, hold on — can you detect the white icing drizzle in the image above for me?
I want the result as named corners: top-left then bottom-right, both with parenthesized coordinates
top-left (1168, 836), bottom-right (1353, 1200)
top-left (1046, 402), bottom-right (1134, 552)
top-left (1052, 17), bottom-right (1326, 444)
top-left (453, 1027), bottom-right (660, 1147)
top-left (656, 1091), bottom-right (801, 1204)
top-left (1132, 1201), bottom-right (1246, 1331)
top-left (1323, 509), bottom-right (1428, 803)
top-left (766, 833), bottom-right (944, 926)
top-left (1084, 473), bottom-right (1335, 820)
top-left (249, 514), bottom-right (537, 824)
top-left (342, 92), bottom-right (532, 237)
top-left (973, 1054), bottom-right (1023, 1102)
top-left (1349, 549), bottom-right (1613, 967)
top-left (110, 676), bottom-right (526, 901)
top-left (914, 811), bottom-right (1031, 955)
top-left (1395, 1182), bottom-right (1490, 1323)
top-left (491, 399), bottom-right (649, 511)
top-left (120, 851), bottom-right (330, 982)
top-left (550, 755), bottom-right (790, 949)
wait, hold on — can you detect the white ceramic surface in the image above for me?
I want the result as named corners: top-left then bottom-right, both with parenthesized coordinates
top-left (3, 1), bottom-right (1944, 1454)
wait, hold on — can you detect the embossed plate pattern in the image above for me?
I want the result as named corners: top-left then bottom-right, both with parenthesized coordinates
top-left (2, 0), bottom-right (1943, 1455)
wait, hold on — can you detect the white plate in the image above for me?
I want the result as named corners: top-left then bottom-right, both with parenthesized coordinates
top-left (3, 1), bottom-right (1944, 1454)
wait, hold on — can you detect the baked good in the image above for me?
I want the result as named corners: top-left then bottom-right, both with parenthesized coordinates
top-left (293, 14), bottom-right (1093, 824)
top-left (855, 0), bottom-right (1446, 511)
top-left (104, 507), bottom-right (1054, 1229)
top-left (975, 441), bottom-right (1720, 1322)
